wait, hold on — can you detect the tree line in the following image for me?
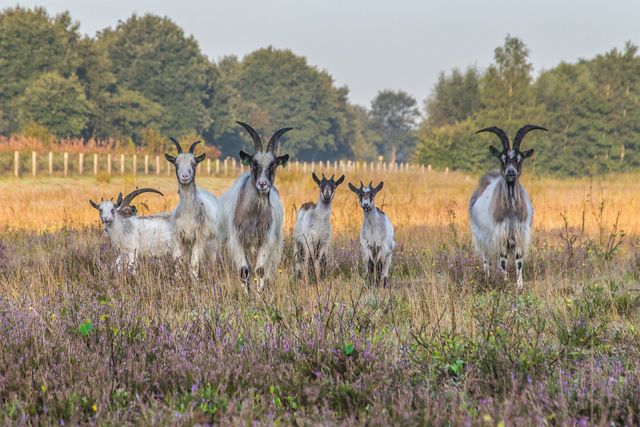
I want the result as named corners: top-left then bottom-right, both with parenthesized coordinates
top-left (1, 7), bottom-right (639, 174)
top-left (418, 37), bottom-right (640, 175)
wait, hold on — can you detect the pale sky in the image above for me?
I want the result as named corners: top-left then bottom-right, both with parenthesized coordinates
top-left (10, 0), bottom-right (640, 109)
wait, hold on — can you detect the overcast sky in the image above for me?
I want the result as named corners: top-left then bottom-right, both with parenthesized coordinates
top-left (11, 0), bottom-right (640, 108)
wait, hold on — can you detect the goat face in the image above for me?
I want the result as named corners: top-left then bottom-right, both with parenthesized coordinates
top-left (89, 188), bottom-right (162, 226)
top-left (240, 151), bottom-right (289, 195)
top-left (90, 199), bottom-right (117, 226)
top-left (165, 138), bottom-right (205, 185)
top-left (348, 181), bottom-right (384, 213)
top-left (236, 121), bottom-right (292, 195)
top-left (478, 125), bottom-right (547, 185)
top-left (312, 172), bottom-right (345, 203)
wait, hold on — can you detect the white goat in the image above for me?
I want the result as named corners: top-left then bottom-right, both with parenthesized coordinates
top-left (348, 181), bottom-right (395, 287)
top-left (469, 124), bottom-right (547, 288)
top-left (165, 138), bottom-right (222, 280)
top-left (219, 121), bottom-right (291, 292)
top-left (90, 188), bottom-right (172, 271)
top-left (293, 172), bottom-right (345, 281)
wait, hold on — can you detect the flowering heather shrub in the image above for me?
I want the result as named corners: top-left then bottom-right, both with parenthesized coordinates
top-left (0, 225), bottom-right (639, 424)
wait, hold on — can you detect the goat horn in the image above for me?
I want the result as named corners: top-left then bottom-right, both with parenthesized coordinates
top-left (119, 188), bottom-right (164, 209)
top-left (188, 140), bottom-right (201, 154)
top-left (513, 124), bottom-right (548, 151)
top-left (476, 126), bottom-right (510, 152)
top-left (236, 121), bottom-right (263, 152)
top-left (169, 137), bottom-right (183, 154)
top-left (266, 127), bottom-right (293, 153)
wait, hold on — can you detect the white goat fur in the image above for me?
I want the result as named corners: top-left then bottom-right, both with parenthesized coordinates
top-left (219, 164), bottom-right (284, 289)
top-left (93, 200), bottom-right (175, 271)
top-left (469, 171), bottom-right (533, 288)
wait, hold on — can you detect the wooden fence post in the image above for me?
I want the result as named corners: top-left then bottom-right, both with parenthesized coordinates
top-left (63, 152), bottom-right (68, 177)
top-left (445, 167), bottom-right (449, 175)
top-left (14, 151), bottom-right (19, 177)
top-left (216, 159), bottom-right (220, 175)
top-left (107, 154), bottom-right (112, 176)
top-left (224, 158), bottom-right (228, 176)
top-left (48, 152), bottom-right (53, 176)
top-left (79, 153), bottom-right (84, 175)
top-left (155, 155), bottom-right (160, 175)
top-left (207, 158), bottom-right (211, 176)
top-left (144, 155), bottom-right (149, 175)
top-left (93, 154), bottom-right (98, 175)
top-left (231, 158), bottom-right (237, 175)
top-left (132, 155), bottom-right (137, 176)
top-left (32, 151), bottom-right (37, 177)
top-left (167, 160), bottom-right (172, 176)
top-left (120, 154), bottom-right (125, 175)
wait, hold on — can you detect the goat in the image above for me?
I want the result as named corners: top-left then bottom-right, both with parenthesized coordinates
top-left (348, 181), bottom-right (395, 287)
top-left (219, 121), bottom-right (291, 292)
top-left (469, 124), bottom-right (547, 288)
top-left (165, 138), bottom-right (222, 280)
top-left (293, 172), bottom-right (345, 281)
top-left (89, 188), bottom-right (171, 271)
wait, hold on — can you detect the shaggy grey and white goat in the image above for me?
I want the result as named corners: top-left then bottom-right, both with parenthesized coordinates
top-left (219, 121), bottom-right (291, 292)
top-left (90, 188), bottom-right (171, 271)
top-left (293, 172), bottom-right (345, 281)
top-left (348, 181), bottom-right (395, 287)
top-left (165, 138), bottom-right (222, 280)
top-left (469, 124), bottom-right (547, 288)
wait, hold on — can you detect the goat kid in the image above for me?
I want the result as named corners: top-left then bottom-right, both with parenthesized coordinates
top-left (90, 188), bottom-right (171, 271)
top-left (348, 181), bottom-right (395, 287)
top-left (293, 172), bottom-right (345, 281)
top-left (219, 121), bottom-right (291, 292)
top-left (469, 124), bottom-right (547, 288)
top-left (165, 138), bottom-right (222, 280)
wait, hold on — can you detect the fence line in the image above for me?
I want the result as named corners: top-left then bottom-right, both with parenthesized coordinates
top-left (6, 150), bottom-right (438, 178)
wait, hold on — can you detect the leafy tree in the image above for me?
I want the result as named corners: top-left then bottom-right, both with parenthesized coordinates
top-left (481, 35), bottom-right (534, 123)
top-left (100, 14), bottom-right (211, 137)
top-left (426, 67), bottom-right (481, 127)
top-left (222, 47), bottom-right (352, 160)
top-left (0, 7), bottom-right (81, 133)
top-left (369, 90), bottom-right (420, 162)
top-left (17, 72), bottom-right (93, 137)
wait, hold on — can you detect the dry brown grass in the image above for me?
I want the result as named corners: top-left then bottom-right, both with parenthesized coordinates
top-left (0, 169), bottom-right (639, 424)
top-left (0, 169), bottom-right (638, 236)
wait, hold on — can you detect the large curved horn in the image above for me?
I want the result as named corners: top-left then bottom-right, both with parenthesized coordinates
top-left (513, 124), bottom-right (548, 151)
top-left (236, 121), bottom-right (263, 152)
top-left (266, 127), bottom-right (293, 153)
top-left (188, 140), bottom-right (201, 154)
top-left (169, 137), bottom-right (183, 154)
top-left (476, 126), bottom-right (510, 152)
top-left (119, 188), bottom-right (164, 209)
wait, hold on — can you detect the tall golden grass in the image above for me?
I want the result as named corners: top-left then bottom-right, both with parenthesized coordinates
top-left (0, 169), bottom-right (638, 237)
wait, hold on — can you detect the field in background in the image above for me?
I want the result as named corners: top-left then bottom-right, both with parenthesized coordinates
top-left (1, 170), bottom-right (639, 235)
top-left (1, 170), bottom-right (639, 424)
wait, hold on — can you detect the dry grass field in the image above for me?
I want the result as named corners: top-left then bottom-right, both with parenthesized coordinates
top-left (0, 169), bottom-right (639, 425)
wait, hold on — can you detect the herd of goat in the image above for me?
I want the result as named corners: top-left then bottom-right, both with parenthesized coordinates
top-left (89, 122), bottom-right (546, 291)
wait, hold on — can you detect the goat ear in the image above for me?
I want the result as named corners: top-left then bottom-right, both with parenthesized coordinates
top-left (239, 150), bottom-right (252, 166)
top-left (489, 145), bottom-right (502, 159)
top-left (312, 172), bottom-right (320, 185)
top-left (275, 154), bottom-right (289, 167)
top-left (335, 175), bottom-right (345, 186)
top-left (373, 181), bottom-right (384, 194)
top-left (522, 148), bottom-right (535, 159)
top-left (89, 200), bottom-right (99, 210)
top-left (195, 153), bottom-right (206, 163)
top-left (348, 183), bottom-right (359, 194)
top-left (165, 153), bottom-right (176, 164)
